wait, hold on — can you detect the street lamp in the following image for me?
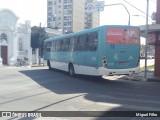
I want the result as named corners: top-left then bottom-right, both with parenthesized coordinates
top-left (104, 3), bottom-right (130, 25)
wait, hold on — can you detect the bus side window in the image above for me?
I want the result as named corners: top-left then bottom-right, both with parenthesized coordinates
top-left (89, 32), bottom-right (98, 51)
top-left (66, 38), bottom-right (70, 51)
top-left (52, 41), bottom-right (55, 52)
top-left (84, 34), bottom-right (89, 51)
top-left (56, 40), bottom-right (61, 51)
top-left (79, 35), bottom-right (84, 51)
top-left (74, 36), bottom-right (79, 51)
top-left (62, 39), bottom-right (65, 51)
top-left (46, 42), bottom-right (51, 52)
top-left (79, 34), bottom-right (89, 51)
top-left (62, 38), bottom-right (69, 51)
top-left (69, 37), bottom-right (74, 51)
top-left (43, 43), bottom-right (47, 54)
top-left (55, 41), bottom-right (57, 51)
top-left (60, 40), bottom-right (63, 51)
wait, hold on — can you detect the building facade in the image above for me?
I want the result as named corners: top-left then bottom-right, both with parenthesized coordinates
top-left (47, 0), bottom-right (99, 33)
top-left (0, 8), bottom-right (32, 66)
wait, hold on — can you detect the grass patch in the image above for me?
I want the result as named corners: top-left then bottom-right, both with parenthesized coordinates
top-left (140, 65), bottom-right (154, 71)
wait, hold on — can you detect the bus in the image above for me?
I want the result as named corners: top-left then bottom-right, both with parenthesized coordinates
top-left (43, 25), bottom-right (140, 76)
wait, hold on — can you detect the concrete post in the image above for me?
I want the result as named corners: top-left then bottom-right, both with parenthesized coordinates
top-left (0, 45), bottom-right (2, 66)
top-left (36, 48), bottom-right (39, 64)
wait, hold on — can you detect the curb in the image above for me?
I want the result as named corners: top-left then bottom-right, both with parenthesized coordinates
top-left (31, 64), bottom-right (46, 67)
top-left (122, 76), bottom-right (147, 82)
top-left (122, 76), bottom-right (160, 82)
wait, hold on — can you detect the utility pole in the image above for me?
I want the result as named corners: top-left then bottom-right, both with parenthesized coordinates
top-left (144, 0), bottom-right (149, 78)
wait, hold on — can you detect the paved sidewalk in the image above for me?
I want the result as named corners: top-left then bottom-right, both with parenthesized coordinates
top-left (123, 70), bottom-right (160, 82)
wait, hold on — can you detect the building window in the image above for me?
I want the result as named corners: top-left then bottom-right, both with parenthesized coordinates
top-left (64, 22), bottom-right (67, 26)
top-left (68, 10), bottom-right (72, 14)
top-left (68, 5), bottom-right (71, 9)
top-left (68, 21), bottom-right (71, 25)
top-left (64, 0), bottom-right (67, 3)
top-left (48, 23), bottom-right (51, 27)
top-left (48, 17), bottom-right (52, 22)
top-left (18, 38), bottom-right (24, 51)
top-left (68, 16), bottom-right (71, 20)
top-left (48, 12), bottom-right (52, 16)
top-left (58, 0), bottom-right (61, 3)
top-left (64, 16), bottom-right (67, 20)
top-left (68, 0), bottom-right (72, 3)
top-left (64, 5), bottom-right (67, 9)
top-left (48, 1), bottom-right (52, 5)
top-left (48, 7), bottom-right (52, 11)
top-left (54, 1), bottom-right (56, 5)
top-left (0, 33), bottom-right (8, 45)
top-left (0, 33), bottom-right (7, 41)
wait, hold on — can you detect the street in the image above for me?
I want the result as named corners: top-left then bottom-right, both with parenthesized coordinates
top-left (0, 66), bottom-right (159, 120)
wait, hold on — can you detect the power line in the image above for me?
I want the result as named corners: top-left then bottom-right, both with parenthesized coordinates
top-left (123, 0), bottom-right (152, 17)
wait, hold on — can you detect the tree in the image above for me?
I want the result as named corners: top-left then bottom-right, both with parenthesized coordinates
top-left (31, 26), bottom-right (48, 57)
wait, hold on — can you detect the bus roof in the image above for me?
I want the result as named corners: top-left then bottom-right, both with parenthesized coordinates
top-left (44, 25), bottom-right (139, 43)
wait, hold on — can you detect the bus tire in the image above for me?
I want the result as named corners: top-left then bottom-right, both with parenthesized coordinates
top-left (47, 60), bottom-right (51, 70)
top-left (68, 64), bottom-right (75, 77)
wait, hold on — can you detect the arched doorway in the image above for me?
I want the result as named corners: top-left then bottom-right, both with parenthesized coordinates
top-left (0, 33), bottom-right (8, 65)
top-left (1, 46), bottom-right (8, 64)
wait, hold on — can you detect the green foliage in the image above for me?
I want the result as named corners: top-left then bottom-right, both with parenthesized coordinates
top-left (31, 26), bottom-right (48, 49)
top-left (140, 65), bottom-right (154, 71)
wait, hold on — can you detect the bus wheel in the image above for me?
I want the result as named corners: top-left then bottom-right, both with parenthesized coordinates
top-left (47, 60), bottom-right (51, 70)
top-left (69, 64), bottom-right (75, 77)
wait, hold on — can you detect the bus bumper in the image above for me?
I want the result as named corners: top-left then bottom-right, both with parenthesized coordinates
top-left (99, 67), bottom-right (139, 76)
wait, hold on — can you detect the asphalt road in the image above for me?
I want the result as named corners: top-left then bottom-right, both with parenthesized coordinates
top-left (0, 66), bottom-right (159, 120)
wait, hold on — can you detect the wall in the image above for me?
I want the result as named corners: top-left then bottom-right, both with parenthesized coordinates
top-left (72, 0), bottom-right (85, 32)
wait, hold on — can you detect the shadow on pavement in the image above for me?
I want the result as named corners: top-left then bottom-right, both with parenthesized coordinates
top-left (18, 68), bottom-right (160, 119)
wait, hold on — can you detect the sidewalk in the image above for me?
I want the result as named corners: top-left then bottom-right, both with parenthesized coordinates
top-left (123, 70), bottom-right (160, 82)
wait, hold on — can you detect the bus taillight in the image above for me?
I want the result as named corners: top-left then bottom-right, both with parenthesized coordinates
top-left (137, 56), bottom-right (140, 66)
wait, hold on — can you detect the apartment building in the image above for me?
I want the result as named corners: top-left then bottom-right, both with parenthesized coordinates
top-left (47, 0), bottom-right (99, 33)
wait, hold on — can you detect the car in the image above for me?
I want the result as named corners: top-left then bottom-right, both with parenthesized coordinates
top-left (147, 55), bottom-right (154, 59)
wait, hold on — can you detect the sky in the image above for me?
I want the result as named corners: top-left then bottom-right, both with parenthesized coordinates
top-left (99, 0), bottom-right (156, 26)
top-left (0, 0), bottom-right (157, 44)
top-left (0, 0), bottom-right (157, 26)
top-left (0, 0), bottom-right (47, 26)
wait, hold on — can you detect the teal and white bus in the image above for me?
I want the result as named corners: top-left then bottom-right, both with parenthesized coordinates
top-left (43, 25), bottom-right (140, 76)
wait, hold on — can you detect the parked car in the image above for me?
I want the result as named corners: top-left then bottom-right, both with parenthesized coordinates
top-left (147, 55), bottom-right (154, 59)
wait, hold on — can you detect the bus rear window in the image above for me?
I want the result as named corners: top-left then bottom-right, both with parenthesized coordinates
top-left (106, 28), bottom-right (139, 44)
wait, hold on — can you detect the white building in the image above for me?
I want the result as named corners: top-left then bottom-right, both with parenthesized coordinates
top-left (47, 0), bottom-right (99, 33)
top-left (0, 8), bottom-right (32, 66)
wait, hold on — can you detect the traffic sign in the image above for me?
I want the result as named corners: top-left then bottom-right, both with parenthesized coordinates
top-left (86, 1), bottom-right (104, 13)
